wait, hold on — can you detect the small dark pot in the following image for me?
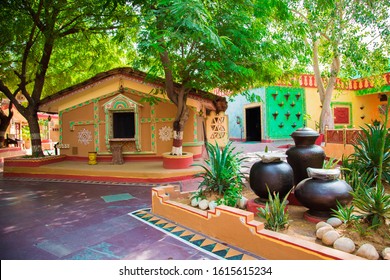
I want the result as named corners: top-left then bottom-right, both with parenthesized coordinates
top-left (294, 172), bottom-right (353, 217)
top-left (286, 127), bottom-right (325, 185)
top-left (249, 160), bottom-right (294, 201)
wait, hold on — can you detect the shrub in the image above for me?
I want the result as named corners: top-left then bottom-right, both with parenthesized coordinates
top-left (193, 141), bottom-right (246, 196)
top-left (323, 157), bottom-right (340, 169)
top-left (341, 158), bottom-right (376, 191)
top-left (216, 184), bottom-right (243, 207)
top-left (349, 123), bottom-right (390, 183)
top-left (351, 184), bottom-right (390, 228)
top-left (257, 187), bottom-right (290, 232)
top-left (331, 201), bottom-right (359, 226)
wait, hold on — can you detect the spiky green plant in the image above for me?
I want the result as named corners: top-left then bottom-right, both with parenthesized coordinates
top-left (193, 141), bottom-right (246, 196)
top-left (257, 187), bottom-right (290, 232)
top-left (216, 184), bottom-right (243, 207)
top-left (351, 220), bottom-right (375, 237)
top-left (351, 184), bottom-right (390, 228)
top-left (323, 157), bottom-right (340, 169)
top-left (350, 123), bottom-right (390, 183)
top-left (340, 158), bottom-right (376, 191)
top-left (331, 201), bottom-right (359, 226)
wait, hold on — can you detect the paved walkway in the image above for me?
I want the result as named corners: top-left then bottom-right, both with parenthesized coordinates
top-left (0, 177), bottom-right (216, 260)
top-left (0, 141), bottom-right (292, 260)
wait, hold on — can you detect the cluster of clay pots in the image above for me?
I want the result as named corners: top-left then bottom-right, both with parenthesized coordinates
top-left (249, 127), bottom-right (353, 219)
top-left (316, 218), bottom-right (390, 260)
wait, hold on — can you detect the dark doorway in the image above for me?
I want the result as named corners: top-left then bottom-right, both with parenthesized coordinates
top-left (245, 107), bottom-right (261, 141)
top-left (113, 112), bottom-right (135, 138)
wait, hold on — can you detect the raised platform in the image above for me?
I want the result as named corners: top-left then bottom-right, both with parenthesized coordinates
top-left (3, 156), bottom-right (204, 183)
top-left (0, 147), bottom-right (27, 161)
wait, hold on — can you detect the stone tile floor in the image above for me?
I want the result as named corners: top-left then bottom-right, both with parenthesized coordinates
top-left (0, 177), bottom-right (262, 260)
top-left (0, 141), bottom-right (293, 260)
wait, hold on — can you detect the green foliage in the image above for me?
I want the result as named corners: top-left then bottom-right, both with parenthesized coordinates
top-left (331, 201), bottom-right (358, 226)
top-left (0, 0), bottom-right (136, 156)
top-left (193, 141), bottom-right (246, 196)
top-left (351, 221), bottom-right (375, 238)
top-left (257, 187), bottom-right (290, 232)
top-left (139, 89), bottom-right (165, 106)
top-left (322, 157), bottom-right (340, 169)
top-left (216, 185), bottom-right (243, 207)
top-left (132, 0), bottom-right (290, 94)
top-left (349, 123), bottom-right (390, 183)
top-left (190, 189), bottom-right (206, 201)
top-left (351, 184), bottom-right (390, 228)
top-left (341, 157), bottom-right (376, 191)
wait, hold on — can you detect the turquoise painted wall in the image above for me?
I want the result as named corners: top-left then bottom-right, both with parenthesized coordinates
top-left (226, 88), bottom-right (265, 140)
top-left (266, 86), bottom-right (305, 139)
top-left (227, 86), bottom-right (305, 141)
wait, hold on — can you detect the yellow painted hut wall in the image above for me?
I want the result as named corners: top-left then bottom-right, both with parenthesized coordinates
top-left (303, 88), bottom-right (385, 130)
top-left (57, 76), bottom-right (206, 158)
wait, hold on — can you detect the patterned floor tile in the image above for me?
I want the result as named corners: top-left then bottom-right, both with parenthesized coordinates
top-left (130, 209), bottom-right (262, 260)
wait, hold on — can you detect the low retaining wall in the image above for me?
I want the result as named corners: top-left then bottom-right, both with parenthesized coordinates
top-left (4, 155), bottom-right (66, 167)
top-left (152, 185), bottom-right (363, 260)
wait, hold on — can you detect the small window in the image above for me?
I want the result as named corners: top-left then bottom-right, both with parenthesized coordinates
top-left (113, 112), bottom-right (135, 138)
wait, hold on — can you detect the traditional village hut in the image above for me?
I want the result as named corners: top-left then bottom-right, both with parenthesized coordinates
top-left (38, 68), bottom-right (229, 163)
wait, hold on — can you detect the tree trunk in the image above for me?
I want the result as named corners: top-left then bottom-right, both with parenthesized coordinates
top-left (319, 91), bottom-right (334, 133)
top-left (171, 89), bottom-right (189, 155)
top-left (26, 113), bottom-right (44, 157)
top-left (318, 57), bottom-right (339, 133)
top-left (313, 39), bottom-right (340, 133)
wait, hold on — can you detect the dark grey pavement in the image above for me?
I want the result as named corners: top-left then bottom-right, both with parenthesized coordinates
top-left (0, 177), bottom-right (218, 260)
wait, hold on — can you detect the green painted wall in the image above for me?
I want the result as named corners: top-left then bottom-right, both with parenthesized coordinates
top-left (266, 86), bottom-right (305, 139)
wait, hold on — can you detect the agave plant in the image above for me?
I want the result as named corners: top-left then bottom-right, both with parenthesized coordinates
top-left (350, 123), bottom-right (390, 183)
top-left (323, 157), bottom-right (340, 169)
top-left (257, 187), bottom-right (290, 232)
top-left (340, 157), bottom-right (376, 191)
top-left (331, 201), bottom-right (359, 226)
top-left (193, 141), bottom-right (247, 196)
top-left (351, 184), bottom-right (390, 228)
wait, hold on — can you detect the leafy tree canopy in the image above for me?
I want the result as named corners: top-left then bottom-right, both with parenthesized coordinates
top-left (267, 0), bottom-right (390, 80)
top-left (0, 0), bottom-right (137, 99)
top-left (129, 0), bottom-right (297, 95)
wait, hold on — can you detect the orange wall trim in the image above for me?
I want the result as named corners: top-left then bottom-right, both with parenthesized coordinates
top-left (152, 185), bottom-right (364, 260)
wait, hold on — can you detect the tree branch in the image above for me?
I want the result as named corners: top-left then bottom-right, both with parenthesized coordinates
top-left (23, 0), bottom-right (45, 32)
top-left (59, 25), bottom-right (120, 37)
top-left (0, 79), bottom-right (28, 116)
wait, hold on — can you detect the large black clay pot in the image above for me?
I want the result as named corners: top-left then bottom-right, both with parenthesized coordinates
top-left (294, 168), bottom-right (353, 218)
top-left (249, 153), bottom-right (294, 202)
top-left (286, 127), bottom-right (325, 185)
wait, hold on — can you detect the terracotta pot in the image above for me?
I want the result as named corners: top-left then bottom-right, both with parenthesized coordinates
top-left (286, 127), bottom-right (325, 185)
top-left (249, 153), bottom-right (294, 202)
top-left (294, 168), bottom-right (353, 218)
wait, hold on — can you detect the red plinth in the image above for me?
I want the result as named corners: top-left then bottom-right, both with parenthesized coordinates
top-left (162, 152), bottom-right (193, 169)
top-left (303, 211), bottom-right (329, 223)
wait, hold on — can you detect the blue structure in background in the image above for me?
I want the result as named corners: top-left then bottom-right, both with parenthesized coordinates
top-left (226, 88), bottom-right (266, 141)
top-left (226, 86), bottom-right (305, 142)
